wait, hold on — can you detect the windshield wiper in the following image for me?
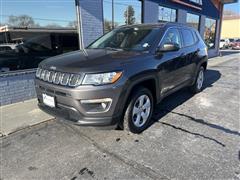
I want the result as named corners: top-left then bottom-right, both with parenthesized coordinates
top-left (105, 47), bottom-right (122, 51)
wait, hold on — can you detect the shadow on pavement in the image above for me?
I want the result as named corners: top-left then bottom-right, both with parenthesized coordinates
top-left (153, 69), bottom-right (222, 117)
top-left (149, 69), bottom-right (238, 147)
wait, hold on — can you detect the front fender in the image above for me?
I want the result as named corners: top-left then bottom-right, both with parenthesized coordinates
top-left (112, 70), bottom-right (160, 118)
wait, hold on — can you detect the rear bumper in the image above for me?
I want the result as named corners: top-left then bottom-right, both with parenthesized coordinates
top-left (35, 78), bottom-right (124, 126)
top-left (232, 46), bottom-right (240, 50)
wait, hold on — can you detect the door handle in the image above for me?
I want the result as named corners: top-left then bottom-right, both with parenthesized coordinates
top-left (194, 48), bottom-right (200, 55)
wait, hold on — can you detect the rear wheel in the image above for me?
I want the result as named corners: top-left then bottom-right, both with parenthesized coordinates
top-left (123, 87), bottom-right (154, 134)
top-left (190, 66), bottom-right (205, 93)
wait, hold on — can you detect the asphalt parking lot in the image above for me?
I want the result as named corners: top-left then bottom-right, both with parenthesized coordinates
top-left (1, 51), bottom-right (240, 180)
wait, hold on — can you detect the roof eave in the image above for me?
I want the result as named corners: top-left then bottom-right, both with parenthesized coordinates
top-left (221, 0), bottom-right (238, 4)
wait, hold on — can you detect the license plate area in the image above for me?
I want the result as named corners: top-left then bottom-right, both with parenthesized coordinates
top-left (42, 94), bottom-right (56, 108)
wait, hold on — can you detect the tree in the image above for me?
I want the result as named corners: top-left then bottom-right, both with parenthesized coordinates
top-left (7, 15), bottom-right (35, 27)
top-left (68, 21), bottom-right (77, 28)
top-left (104, 19), bottom-right (112, 33)
top-left (45, 23), bottom-right (62, 28)
top-left (124, 6), bottom-right (135, 25)
top-left (104, 19), bottom-right (119, 33)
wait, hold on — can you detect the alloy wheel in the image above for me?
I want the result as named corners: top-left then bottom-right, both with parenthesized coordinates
top-left (132, 95), bottom-right (151, 128)
top-left (197, 69), bottom-right (204, 90)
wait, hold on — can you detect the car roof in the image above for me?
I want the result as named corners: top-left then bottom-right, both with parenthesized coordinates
top-left (117, 22), bottom-right (195, 31)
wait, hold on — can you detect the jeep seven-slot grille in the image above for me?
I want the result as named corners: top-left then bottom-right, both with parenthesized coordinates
top-left (36, 68), bottom-right (82, 87)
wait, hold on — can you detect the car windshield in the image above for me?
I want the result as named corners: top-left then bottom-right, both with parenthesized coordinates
top-left (88, 27), bottom-right (161, 51)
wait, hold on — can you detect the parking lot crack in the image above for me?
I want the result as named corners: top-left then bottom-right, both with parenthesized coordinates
top-left (163, 110), bottom-right (240, 137)
top-left (60, 122), bottom-right (170, 180)
top-left (160, 122), bottom-right (226, 147)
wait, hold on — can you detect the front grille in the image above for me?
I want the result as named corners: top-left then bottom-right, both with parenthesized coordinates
top-left (36, 68), bottom-right (82, 87)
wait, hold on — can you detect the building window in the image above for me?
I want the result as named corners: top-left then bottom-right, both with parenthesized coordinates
top-left (159, 6), bottom-right (177, 23)
top-left (204, 18), bottom-right (217, 49)
top-left (187, 13), bottom-right (200, 30)
top-left (190, 0), bottom-right (203, 5)
top-left (0, 0), bottom-right (77, 73)
top-left (103, 0), bottom-right (142, 33)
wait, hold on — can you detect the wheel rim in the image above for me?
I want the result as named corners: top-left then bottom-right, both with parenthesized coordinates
top-left (197, 70), bottom-right (204, 90)
top-left (132, 95), bottom-right (151, 128)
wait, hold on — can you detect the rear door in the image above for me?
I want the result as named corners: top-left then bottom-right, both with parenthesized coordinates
top-left (179, 28), bottom-right (199, 82)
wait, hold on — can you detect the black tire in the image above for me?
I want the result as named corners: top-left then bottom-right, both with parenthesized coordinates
top-left (123, 87), bottom-right (154, 134)
top-left (190, 66), bottom-right (205, 94)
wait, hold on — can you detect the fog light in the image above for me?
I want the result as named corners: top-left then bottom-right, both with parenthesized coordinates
top-left (101, 102), bottom-right (107, 109)
top-left (80, 98), bottom-right (112, 114)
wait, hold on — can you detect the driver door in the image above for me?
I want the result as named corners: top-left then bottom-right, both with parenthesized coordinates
top-left (157, 28), bottom-right (185, 95)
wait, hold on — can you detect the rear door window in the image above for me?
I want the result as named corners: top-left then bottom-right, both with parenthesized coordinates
top-left (181, 29), bottom-right (195, 47)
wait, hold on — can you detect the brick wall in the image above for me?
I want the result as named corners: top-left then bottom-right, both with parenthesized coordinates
top-left (0, 70), bottom-right (36, 106)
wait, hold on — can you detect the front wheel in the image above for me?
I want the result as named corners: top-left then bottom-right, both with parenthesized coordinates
top-left (123, 87), bottom-right (154, 134)
top-left (190, 66), bottom-right (205, 93)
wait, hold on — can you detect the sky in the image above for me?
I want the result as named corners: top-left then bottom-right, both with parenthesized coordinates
top-left (0, 0), bottom-right (239, 27)
top-left (0, 0), bottom-right (77, 26)
top-left (224, 2), bottom-right (240, 13)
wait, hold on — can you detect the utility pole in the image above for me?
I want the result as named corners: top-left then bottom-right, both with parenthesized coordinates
top-left (127, 7), bottom-right (129, 25)
top-left (75, 0), bottom-right (84, 50)
top-left (112, 0), bottom-right (114, 29)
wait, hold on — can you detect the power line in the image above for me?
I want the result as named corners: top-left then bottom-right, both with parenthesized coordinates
top-left (103, 0), bottom-right (141, 7)
top-left (0, 14), bottom-right (74, 23)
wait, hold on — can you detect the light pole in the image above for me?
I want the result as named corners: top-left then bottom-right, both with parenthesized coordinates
top-left (75, 0), bottom-right (84, 50)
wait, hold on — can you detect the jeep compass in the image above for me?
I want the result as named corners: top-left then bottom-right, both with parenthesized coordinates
top-left (35, 23), bottom-right (208, 133)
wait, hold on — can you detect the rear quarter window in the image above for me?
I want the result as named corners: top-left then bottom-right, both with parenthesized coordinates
top-left (193, 30), bottom-right (200, 43)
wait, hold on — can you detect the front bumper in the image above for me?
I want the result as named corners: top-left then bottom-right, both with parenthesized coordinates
top-left (35, 79), bottom-right (124, 126)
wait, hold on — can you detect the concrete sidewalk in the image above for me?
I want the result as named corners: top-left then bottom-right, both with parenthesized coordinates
top-left (0, 99), bottom-right (53, 136)
top-left (1, 51), bottom-right (239, 136)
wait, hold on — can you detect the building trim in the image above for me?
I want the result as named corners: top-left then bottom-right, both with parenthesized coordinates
top-left (172, 0), bottom-right (202, 10)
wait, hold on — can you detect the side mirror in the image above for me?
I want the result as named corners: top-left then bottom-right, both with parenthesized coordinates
top-left (156, 43), bottom-right (180, 53)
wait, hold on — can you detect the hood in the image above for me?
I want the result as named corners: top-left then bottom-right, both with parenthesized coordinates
top-left (40, 49), bottom-right (145, 73)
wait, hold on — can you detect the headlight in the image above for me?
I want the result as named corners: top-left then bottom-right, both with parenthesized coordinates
top-left (82, 71), bottom-right (122, 85)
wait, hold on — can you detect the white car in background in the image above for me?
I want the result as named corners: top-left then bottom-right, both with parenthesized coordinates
top-left (219, 39), bottom-right (230, 49)
top-left (0, 44), bottom-right (18, 52)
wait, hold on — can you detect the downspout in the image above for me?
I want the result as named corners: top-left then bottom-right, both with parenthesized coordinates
top-left (141, 0), bottom-right (145, 23)
top-left (218, 3), bottom-right (224, 56)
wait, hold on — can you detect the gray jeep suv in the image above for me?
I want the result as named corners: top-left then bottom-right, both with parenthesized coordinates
top-left (35, 23), bottom-right (208, 133)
